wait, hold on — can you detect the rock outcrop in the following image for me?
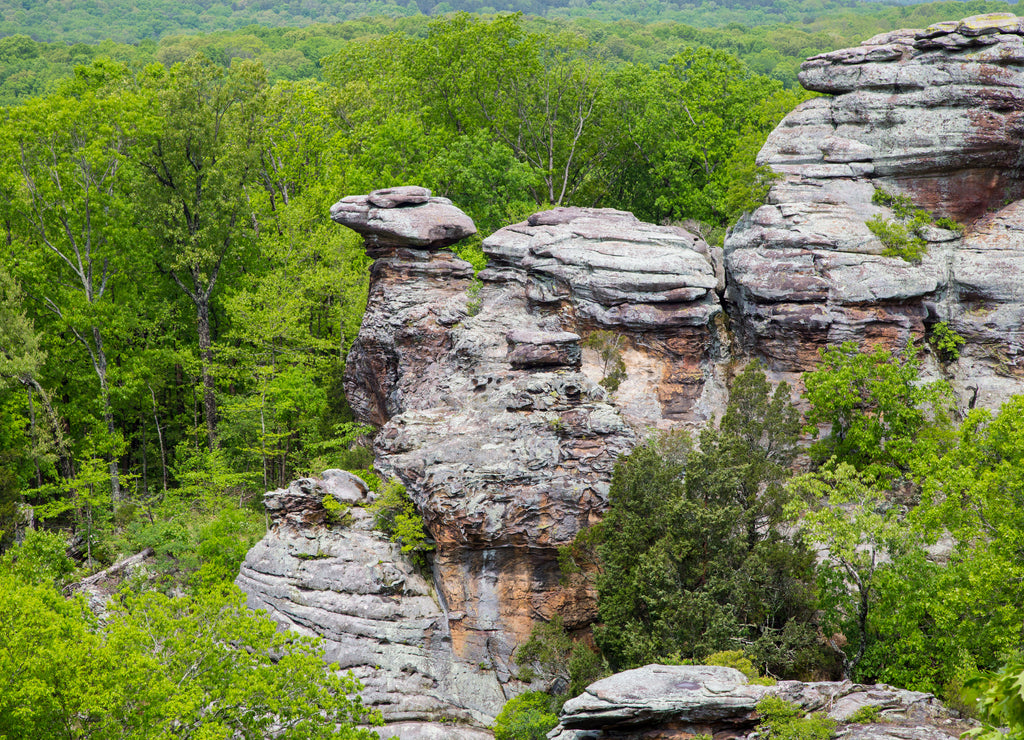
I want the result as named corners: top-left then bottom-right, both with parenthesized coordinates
top-left (331, 185), bottom-right (477, 257)
top-left (548, 665), bottom-right (971, 739)
top-left (236, 470), bottom-right (505, 736)
top-left (725, 12), bottom-right (1024, 406)
top-left (237, 15), bottom-right (1024, 731)
top-left (326, 194), bottom-right (734, 727)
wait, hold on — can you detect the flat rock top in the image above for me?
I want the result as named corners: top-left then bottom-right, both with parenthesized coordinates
top-left (330, 186), bottom-right (476, 252)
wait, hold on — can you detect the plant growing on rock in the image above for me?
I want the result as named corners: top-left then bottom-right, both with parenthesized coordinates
top-left (491, 691), bottom-right (560, 740)
top-left (582, 331), bottom-right (627, 392)
top-left (867, 187), bottom-right (962, 263)
top-left (755, 696), bottom-right (836, 740)
top-left (321, 495), bottom-right (352, 527)
top-left (368, 479), bottom-right (433, 564)
top-left (928, 321), bottom-right (966, 362)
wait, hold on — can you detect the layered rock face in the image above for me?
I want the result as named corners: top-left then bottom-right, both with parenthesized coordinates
top-left (238, 18), bottom-right (1024, 730)
top-left (725, 12), bottom-right (1024, 404)
top-left (549, 665), bottom-right (970, 740)
top-left (236, 470), bottom-right (503, 737)
top-left (326, 192), bottom-right (731, 726)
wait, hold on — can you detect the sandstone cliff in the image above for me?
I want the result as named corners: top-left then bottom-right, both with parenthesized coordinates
top-left (726, 12), bottom-right (1024, 408)
top-left (236, 15), bottom-right (1024, 736)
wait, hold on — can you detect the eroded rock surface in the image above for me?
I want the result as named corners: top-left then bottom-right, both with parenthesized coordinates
top-left (482, 207), bottom-right (729, 426)
top-left (334, 197), bottom-right (735, 722)
top-left (548, 665), bottom-right (971, 740)
top-left (235, 470), bottom-right (503, 738)
top-left (330, 186), bottom-right (477, 256)
top-left (725, 13), bottom-right (1024, 404)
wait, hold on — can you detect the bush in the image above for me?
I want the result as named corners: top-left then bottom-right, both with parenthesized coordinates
top-left (492, 692), bottom-right (559, 740)
top-left (928, 321), bottom-right (966, 362)
top-left (704, 650), bottom-right (776, 685)
top-left (368, 480), bottom-right (433, 563)
top-left (583, 331), bottom-right (627, 392)
top-left (756, 696), bottom-right (836, 740)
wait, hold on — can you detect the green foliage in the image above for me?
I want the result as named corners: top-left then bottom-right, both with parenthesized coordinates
top-left (368, 479), bottom-right (433, 561)
top-left (466, 276), bottom-right (484, 316)
top-left (0, 577), bottom-right (383, 739)
top-left (492, 691), bottom-right (560, 740)
top-left (803, 341), bottom-right (953, 478)
top-left (514, 614), bottom-right (610, 698)
top-left (788, 461), bottom-right (916, 678)
top-left (322, 494), bottom-right (353, 527)
top-left (848, 705), bottom-right (881, 724)
top-left (929, 321), bottom-right (966, 363)
top-left (965, 657), bottom-right (1024, 740)
top-left (593, 363), bottom-right (825, 678)
top-left (0, 528), bottom-right (75, 587)
top-left (865, 214), bottom-right (928, 263)
top-left (567, 642), bottom-right (610, 696)
top-left (704, 650), bottom-right (776, 686)
top-left (583, 331), bottom-right (627, 393)
top-left (756, 696), bottom-right (836, 740)
top-left (867, 187), bottom-right (962, 263)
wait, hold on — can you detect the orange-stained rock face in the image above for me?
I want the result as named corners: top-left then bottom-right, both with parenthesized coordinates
top-left (339, 199), bottom-right (728, 709)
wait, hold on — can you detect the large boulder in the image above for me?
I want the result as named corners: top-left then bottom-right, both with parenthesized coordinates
top-left (548, 665), bottom-right (971, 740)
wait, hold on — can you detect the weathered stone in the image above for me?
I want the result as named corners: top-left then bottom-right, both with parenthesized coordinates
top-left (725, 13), bottom-right (1024, 407)
top-left (330, 187), bottom-right (477, 255)
top-left (548, 666), bottom-right (972, 740)
top-left (236, 472), bottom-right (504, 739)
top-left (506, 330), bottom-right (582, 369)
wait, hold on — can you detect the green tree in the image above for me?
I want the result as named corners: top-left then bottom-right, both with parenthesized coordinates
top-left (0, 576), bottom-right (383, 739)
top-left (803, 341), bottom-right (953, 478)
top-left (136, 54), bottom-right (268, 450)
top-left (594, 363), bottom-right (822, 677)
top-left (787, 461), bottom-right (916, 679)
top-left (1, 62), bottom-right (152, 501)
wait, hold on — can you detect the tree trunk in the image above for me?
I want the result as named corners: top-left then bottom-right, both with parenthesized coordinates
top-left (93, 327), bottom-right (122, 502)
top-left (196, 298), bottom-right (218, 450)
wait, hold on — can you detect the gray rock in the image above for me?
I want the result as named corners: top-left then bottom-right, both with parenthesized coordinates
top-left (548, 666), bottom-right (972, 740)
top-left (331, 187), bottom-right (476, 255)
top-left (506, 330), bottom-right (582, 369)
top-left (724, 13), bottom-right (1024, 406)
top-left (236, 472), bottom-right (507, 735)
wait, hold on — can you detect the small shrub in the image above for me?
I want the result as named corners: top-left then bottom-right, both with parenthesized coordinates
top-left (866, 215), bottom-right (927, 263)
top-left (868, 187), bottom-right (942, 263)
top-left (704, 650), bottom-right (776, 686)
top-left (756, 696), bottom-right (836, 740)
top-left (491, 691), bottom-right (559, 740)
top-left (929, 322), bottom-right (966, 362)
top-left (466, 277), bottom-right (483, 317)
top-left (934, 216), bottom-right (964, 233)
top-left (583, 331), bottom-right (627, 392)
top-left (368, 480), bottom-right (433, 563)
top-left (848, 705), bottom-right (881, 724)
top-left (321, 495), bottom-right (352, 527)
top-left (0, 528), bottom-right (75, 586)
top-left (568, 642), bottom-right (610, 696)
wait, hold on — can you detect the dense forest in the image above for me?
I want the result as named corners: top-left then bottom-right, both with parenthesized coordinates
top-left (3, 1), bottom-right (1024, 737)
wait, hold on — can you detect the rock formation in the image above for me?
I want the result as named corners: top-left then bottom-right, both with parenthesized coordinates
top-left (725, 12), bottom-right (1024, 406)
top-left (236, 470), bottom-right (504, 737)
top-left (236, 14), bottom-right (1024, 734)
top-left (548, 665), bottom-right (971, 739)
